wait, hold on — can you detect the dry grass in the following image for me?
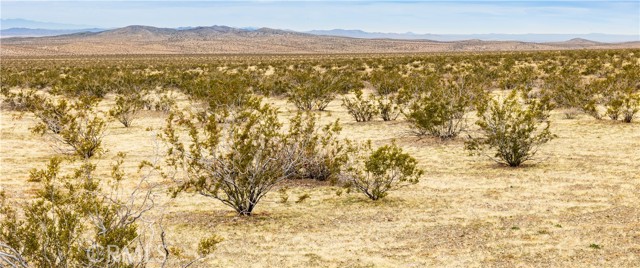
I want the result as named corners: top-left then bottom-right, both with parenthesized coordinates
top-left (1, 92), bottom-right (639, 267)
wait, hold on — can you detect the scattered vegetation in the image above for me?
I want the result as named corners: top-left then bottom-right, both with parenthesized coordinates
top-left (1, 49), bottom-right (639, 266)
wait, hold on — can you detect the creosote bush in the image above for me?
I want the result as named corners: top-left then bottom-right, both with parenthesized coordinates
top-left (465, 91), bottom-right (555, 167)
top-left (0, 156), bottom-right (156, 267)
top-left (30, 97), bottom-right (106, 159)
top-left (370, 69), bottom-right (404, 121)
top-left (287, 72), bottom-right (341, 111)
top-left (109, 91), bottom-right (146, 127)
top-left (285, 112), bottom-right (352, 182)
top-left (376, 94), bottom-right (403, 121)
top-left (344, 141), bottom-right (423, 200)
top-left (342, 89), bottom-right (378, 122)
top-left (405, 75), bottom-right (481, 139)
top-left (164, 99), bottom-right (299, 216)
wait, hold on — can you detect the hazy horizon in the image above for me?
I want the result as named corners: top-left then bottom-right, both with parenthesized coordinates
top-left (1, 1), bottom-right (639, 35)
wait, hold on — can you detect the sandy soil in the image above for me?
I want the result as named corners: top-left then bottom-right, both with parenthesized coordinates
top-left (1, 89), bottom-right (639, 267)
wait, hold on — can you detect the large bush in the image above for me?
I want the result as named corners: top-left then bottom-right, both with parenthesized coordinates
top-left (164, 99), bottom-right (299, 215)
top-left (0, 156), bottom-right (161, 267)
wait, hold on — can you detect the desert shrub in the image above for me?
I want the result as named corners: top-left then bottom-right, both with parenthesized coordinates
top-left (143, 90), bottom-right (176, 113)
top-left (155, 91), bottom-right (177, 113)
top-left (601, 67), bottom-right (640, 123)
top-left (543, 69), bottom-right (588, 119)
top-left (499, 66), bottom-right (537, 91)
top-left (376, 94), bottom-right (403, 121)
top-left (164, 99), bottom-right (299, 216)
top-left (342, 90), bottom-right (378, 122)
top-left (185, 72), bottom-right (253, 114)
top-left (31, 99), bottom-right (106, 159)
top-left (285, 112), bottom-right (353, 182)
top-left (369, 69), bottom-right (403, 96)
top-left (109, 91), bottom-right (146, 127)
top-left (0, 89), bottom-right (42, 112)
top-left (404, 75), bottom-right (480, 139)
top-left (30, 98), bottom-right (71, 135)
top-left (343, 141), bottom-right (423, 200)
top-left (327, 69), bottom-right (365, 94)
top-left (369, 70), bottom-right (406, 121)
top-left (0, 156), bottom-right (158, 267)
top-left (288, 72), bottom-right (341, 111)
top-left (604, 89), bottom-right (640, 122)
top-left (465, 91), bottom-right (555, 167)
top-left (253, 70), bottom-right (294, 96)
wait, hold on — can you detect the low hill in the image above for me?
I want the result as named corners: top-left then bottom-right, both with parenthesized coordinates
top-left (2, 25), bottom-right (638, 56)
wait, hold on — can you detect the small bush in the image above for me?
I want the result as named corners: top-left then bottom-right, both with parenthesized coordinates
top-left (286, 112), bottom-right (352, 182)
top-left (342, 90), bottom-right (378, 122)
top-left (109, 92), bottom-right (145, 127)
top-left (376, 95), bottom-right (403, 121)
top-left (603, 83), bottom-right (639, 123)
top-left (344, 141), bottom-right (423, 200)
top-left (288, 72), bottom-right (340, 111)
top-left (0, 88), bottom-right (42, 112)
top-left (465, 91), bottom-right (555, 167)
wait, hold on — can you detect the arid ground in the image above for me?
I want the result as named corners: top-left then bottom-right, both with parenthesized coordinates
top-left (1, 82), bottom-right (639, 267)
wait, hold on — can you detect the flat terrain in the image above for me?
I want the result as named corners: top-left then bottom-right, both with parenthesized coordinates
top-left (2, 25), bottom-right (640, 56)
top-left (1, 87), bottom-right (639, 267)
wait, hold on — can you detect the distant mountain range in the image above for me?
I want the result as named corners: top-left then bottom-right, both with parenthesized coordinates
top-left (2, 19), bottom-right (638, 43)
top-left (2, 25), bottom-right (639, 56)
top-left (306, 29), bottom-right (640, 43)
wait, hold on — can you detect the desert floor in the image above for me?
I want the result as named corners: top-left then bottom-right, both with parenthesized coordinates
top-left (1, 91), bottom-right (639, 267)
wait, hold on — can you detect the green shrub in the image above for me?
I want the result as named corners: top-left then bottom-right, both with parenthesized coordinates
top-left (404, 76), bottom-right (479, 139)
top-left (0, 156), bottom-right (156, 267)
top-left (376, 95), bottom-right (403, 121)
top-left (342, 90), bottom-right (378, 122)
top-left (344, 141), bottom-right (423, 200)
top-left (164, 99), bottom-right (299, 216)
top-left (285, 112), bottom-right (352, 182)
top-left (288, 72), bottom-right (340, 111)
top-left (31, 98), bottom-right (105, 159)
top-left (465, 91), bottom-right (555, 167)
top-left (109, 92), bottom-right (146, 127)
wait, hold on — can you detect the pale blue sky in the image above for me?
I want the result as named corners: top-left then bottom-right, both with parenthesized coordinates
top-left (1, 1), bottom-right (639, 35)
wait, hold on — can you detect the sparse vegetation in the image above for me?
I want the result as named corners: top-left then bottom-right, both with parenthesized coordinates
top-left (2, 49), bottom-right (640, 267)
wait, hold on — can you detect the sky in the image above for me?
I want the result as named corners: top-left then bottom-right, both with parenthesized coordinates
top-left (1, 1), bottom-right (639, 35)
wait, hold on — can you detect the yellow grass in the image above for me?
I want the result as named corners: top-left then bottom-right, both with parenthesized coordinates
top-left (1, 92), bottom-right (639, 267)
